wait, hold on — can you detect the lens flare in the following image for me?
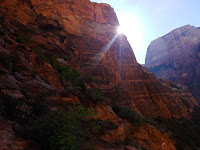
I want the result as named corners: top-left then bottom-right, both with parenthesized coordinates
top-left (117, 26), bottom-right (123, 34)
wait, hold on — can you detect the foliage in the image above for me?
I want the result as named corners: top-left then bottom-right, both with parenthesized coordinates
top-left (51, 106), bottom-right (96, 150)
top-left (112, 104), bottom-right (143, 126)
top-left (155, 108), bottom-right (200, 150)
top-left (94, 88), bottom-right (104, 99)
top-left (86, 88), bottom-right (108, 103)
top-left (91, 119), bottom-right (118, 135)
top-left (53, 61), bottom-right (64, 73)
top-left (143, 117), bottom-right (159, 129)
top-left (112, 104), bottom-right (159, 128)
top-left (59, 64), bottom-right (81, 82)
top-left (33, 47), bottom-right (46, 59)
top-left (53, 62), bottom-right (85, 88)
top-left (17, 104), bottom-right (98, 150)
top-left (0, 52), bottom-right (12, 70)
top-left (16, 33), bottom-right (31, 45)
top-left (2, 94), bottom-right (46, 122)
top-left (169, 82), bottom-right (185, 91)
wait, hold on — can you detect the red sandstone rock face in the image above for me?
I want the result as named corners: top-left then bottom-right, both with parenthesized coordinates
top-left (145, 25), bottom-right (200, 103)
top-left (30, 0), bottom-right (198, 118)
top-left (133, 125), bottom-right (176, 150)
top-left (0, 0), bottom-right (195, 149)
top-left (0, 0), bottom-right (198, 119)
top-left (0, 117), bottom-right (39, 150)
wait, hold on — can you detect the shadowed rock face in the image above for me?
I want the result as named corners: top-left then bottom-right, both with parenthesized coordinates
top-left (0, 0), bottom-right (198, 119)
top-left (145, 25), bottom-right (200, 103)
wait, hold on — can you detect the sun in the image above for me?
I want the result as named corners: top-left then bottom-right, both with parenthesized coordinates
top-left (117, 26), bottom-right (123, 34)
top-left (117, 12), bottom-right (143, 51)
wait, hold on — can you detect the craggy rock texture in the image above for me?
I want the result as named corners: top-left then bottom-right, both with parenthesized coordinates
top-left (145, 25), bottom-right (200, 103)
top-left (133, 125), bottom-right (176, 150)
top-left (0, 117), bottom-right (39, 150)
top-left (0, 0), bottom-right (198, 149)
top-left (30, 0), bottom-right (198, 118)
top-left (0, 0), bottom-right (198, 118)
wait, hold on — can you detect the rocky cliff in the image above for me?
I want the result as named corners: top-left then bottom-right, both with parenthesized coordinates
top-left (30, 0), bottom-right (198, 118)
top-left (145, 25), bottom-right (200, 103)
top-left (0, 0), bottom-right (199, 149)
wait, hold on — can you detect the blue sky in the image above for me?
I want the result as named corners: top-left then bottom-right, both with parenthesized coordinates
top-left (91, 0), bottom-right (200, 64)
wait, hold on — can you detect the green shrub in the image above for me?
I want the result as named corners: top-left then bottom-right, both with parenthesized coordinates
top-left (60, 64), bottom-right (70, 78)
top-left (112, 104), bottom-right (160, 128)
top-left (52, 62), bottom-right (84, 88)
top-left (155, 114), bottom-right (200, 150)
top-left (70, 68), bottom-right (81, 81)
top-left (169, 82), bottom-right (185, 91)
top-left (83, 76), bottom-right (94, 83)
top-left (143, 117), bottom-right (159, 129)
top-left (92, 119), bottom-right (118, 134)
top-left (60, 66), bottom-right (81, 82)
top-left (94, 88), bottom-right (104, 98)
top-left (32, 47), bottom-right (46, 60)
top-left (17, 104), bottom-right (98, 150)
top-left (16, 33), bottom-right (31, 45)
top-left (53, 62), bottom-right (64, 73)
top-left (2, 94), bottom-right (46, 122)
top-left (43, 57), bottom-right (50, 63)
top-left (73, 77), bottom-right (86, 89)
top-left (112, 104), bottom-right (143, 126)
top-left (86, 88), bottom-right (107, 103)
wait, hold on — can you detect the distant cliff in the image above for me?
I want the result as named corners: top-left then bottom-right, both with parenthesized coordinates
top-left (145, 25), bottom-right (200, 103)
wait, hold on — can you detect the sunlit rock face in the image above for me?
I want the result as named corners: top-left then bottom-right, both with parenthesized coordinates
top-left (30, 0), bottom-right (199, 118)
top-left (0, 0), bottom-right (198, 119)
top-left (145, 25), bottom-right (200, 103)
top-left (0, 0), bottom-right (198, 149)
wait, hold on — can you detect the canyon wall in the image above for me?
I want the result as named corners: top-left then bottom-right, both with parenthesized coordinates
top-left (0, 0), bottom-right (198, 119)
top-left (146, 25), bottom-right (200, 103)
top-left (1, 0), bottom-right (199, 149)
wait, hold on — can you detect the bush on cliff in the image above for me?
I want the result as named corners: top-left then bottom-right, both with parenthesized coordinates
top-left (53, 62), bottom-right (85, 88)
top-left (112, 104), bottom-right (159, 128)
top-left (112, 104), bottom-right (143, 126)
top-left (16, 104), bottom-right (98, 150)
top-left (91, 119), bottom-right (119, 135)
top-left (86, 88), bottom-right (109, 103)
top-left (155, 108), bottom-right (200, 150)
top-left (15, 33), bottom-right (31, 45)
top-left (2, 94), bottom-right (46, 122)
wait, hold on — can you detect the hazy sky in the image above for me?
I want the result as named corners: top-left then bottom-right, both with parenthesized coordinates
top-left (90, 0), bottom-right (200, 64)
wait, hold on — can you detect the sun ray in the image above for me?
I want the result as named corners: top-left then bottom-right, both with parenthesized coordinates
top-left (119, 34), bottom-right (122, 81)
top-left (95, 34), bottom-right (118, 63)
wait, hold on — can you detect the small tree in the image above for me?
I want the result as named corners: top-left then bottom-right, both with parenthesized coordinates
top-left (17, 104), bottom-right (98, 150)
